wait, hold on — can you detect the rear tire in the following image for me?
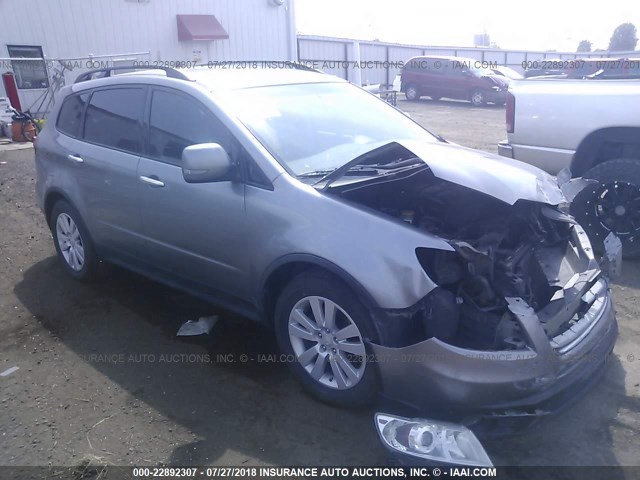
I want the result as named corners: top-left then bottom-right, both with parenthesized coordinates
top-left (405, 84), bottom-right (420, 101)
top-left (50, 200), bottom-right (98, 280)
top-left (274, 271), bottom-right (379, 407)
top-left (570, 158), bottom-right (640, 259)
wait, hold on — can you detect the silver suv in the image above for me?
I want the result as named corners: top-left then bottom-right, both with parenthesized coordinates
top-left (35, 66), bottom-right (617, 417)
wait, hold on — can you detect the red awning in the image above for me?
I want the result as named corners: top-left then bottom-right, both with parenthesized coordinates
top-left (177, 15), bottom-right (229, 41)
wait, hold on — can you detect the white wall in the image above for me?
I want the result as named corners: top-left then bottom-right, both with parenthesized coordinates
top-left (0, 0), bottom-right (297, 112)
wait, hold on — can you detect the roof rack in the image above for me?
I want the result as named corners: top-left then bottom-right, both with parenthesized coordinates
top-left (74, 66), bottom-right (190, 84)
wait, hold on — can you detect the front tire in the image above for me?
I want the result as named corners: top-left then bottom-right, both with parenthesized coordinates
top-left (571, 158), bottom-right (640, 259)
top-left (50, 200), bottom-right (98, 280)
top-left (274, 271), bottom-right (379, 407)
top-left (470, 89), bottom-right (486, 106)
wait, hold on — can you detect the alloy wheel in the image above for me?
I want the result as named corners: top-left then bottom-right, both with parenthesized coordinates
top-left (471, 91), bottom-right (484, 106)
top-left (288, 296), bottom-right (366, 390)
top-left (406, 86), bottom-right (418, 100)
top-left (56, 213), bottom-right (85, 271)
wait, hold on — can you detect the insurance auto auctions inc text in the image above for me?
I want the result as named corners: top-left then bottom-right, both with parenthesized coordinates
top-left (235, 466), bottom-right (497, 478)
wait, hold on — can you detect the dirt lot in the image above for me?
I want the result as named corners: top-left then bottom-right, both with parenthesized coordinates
top-left (1, 100), bottom-right (639, 469)
top-left (398, 98), bottom-right (507, 154)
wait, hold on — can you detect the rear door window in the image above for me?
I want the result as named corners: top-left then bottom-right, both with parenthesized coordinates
top-left (441, 61), bottom-right (456, 77)
top-left (83, 88), bottom-right (146, 154)
top-left (426, 59), bottom-right (444, 75)
top-left (56, 93), bottom-right (90, 138)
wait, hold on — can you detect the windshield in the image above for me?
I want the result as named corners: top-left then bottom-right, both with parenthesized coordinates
top-left (222, 82), bottom-right (437, 176)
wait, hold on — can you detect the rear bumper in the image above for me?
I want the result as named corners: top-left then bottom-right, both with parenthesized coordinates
top-left (498, 141), bottom-right (514, 159)
top-left (497, 140), bottom-right (575, 174)
top-left (370, 288), bottom-right (617, 420)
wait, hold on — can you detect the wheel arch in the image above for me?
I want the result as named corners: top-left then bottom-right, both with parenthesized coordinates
top-left (259, 254), bottom-right (380, 326)
top-left (44, 190), bottom-right (97, 250)
top-left (44, 188), bottom-right (73, 228)
top-left (571, 127), bottom-right (640, 177)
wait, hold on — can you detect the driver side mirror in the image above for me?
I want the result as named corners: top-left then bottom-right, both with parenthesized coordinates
top-left (182, 143), bottom-right (232, 183)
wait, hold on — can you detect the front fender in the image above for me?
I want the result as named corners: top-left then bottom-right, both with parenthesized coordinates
top-left (247, 174), bottom-right (453, 310)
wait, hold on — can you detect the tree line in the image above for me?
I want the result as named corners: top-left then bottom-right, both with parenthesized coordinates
top-left (577, 23), bottom-right (638, 53)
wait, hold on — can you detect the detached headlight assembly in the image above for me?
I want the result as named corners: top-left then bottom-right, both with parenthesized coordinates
top-left (375, 414), bottom-right (492, 466)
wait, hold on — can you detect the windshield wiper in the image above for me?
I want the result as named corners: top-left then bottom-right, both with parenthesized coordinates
top-left (355, 157), bottom-right (423, 170)
top-left (299, 166), bottom-right (381, 179)
top-left (297, 169), bottom-right (336, 178)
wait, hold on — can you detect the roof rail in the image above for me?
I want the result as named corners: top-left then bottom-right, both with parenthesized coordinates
top-left (74, 66), bottom-right (190, 84)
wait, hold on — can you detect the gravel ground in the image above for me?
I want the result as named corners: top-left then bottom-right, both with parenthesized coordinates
top-left (0, 101), bottom-right (639, 469)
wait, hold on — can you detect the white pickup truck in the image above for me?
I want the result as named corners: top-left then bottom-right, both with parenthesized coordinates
top-left (498, 79), bottom-right (640, 257)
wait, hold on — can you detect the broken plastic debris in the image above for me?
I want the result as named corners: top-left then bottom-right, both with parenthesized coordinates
top-left (560, 178), bottom-right (599, 203)
top-left (602, 233), bottom-right (622, 279)
top-left (0, 366), bottom-right (19, 377)
top-left (556, 167), bottom-right (572, 187)
top-left (177, 316), bottom-right (219, 336)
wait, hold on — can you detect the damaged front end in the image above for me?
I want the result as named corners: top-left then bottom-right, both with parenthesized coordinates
top-left (325, 143), bottom-right (619, 418)
top-left (416, 202), bottom-right (608, 354)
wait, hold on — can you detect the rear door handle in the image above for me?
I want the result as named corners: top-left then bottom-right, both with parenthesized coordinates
top-left (67, 154), bottom-right (84, 164)
top-left (139, 175), bottom-right (165, 187)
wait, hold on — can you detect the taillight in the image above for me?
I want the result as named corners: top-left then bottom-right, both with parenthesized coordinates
top-left (506, 92), bottom-right (515, 133)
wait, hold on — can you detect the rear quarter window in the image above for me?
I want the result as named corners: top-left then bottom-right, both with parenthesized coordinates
top-left (56, 93), bottom-right (90, 137)
top-left (408, 58), bottom-right (428, 72)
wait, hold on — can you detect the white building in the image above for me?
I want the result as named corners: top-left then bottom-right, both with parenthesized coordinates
top-left (0, 0), bottom-right (297, 114)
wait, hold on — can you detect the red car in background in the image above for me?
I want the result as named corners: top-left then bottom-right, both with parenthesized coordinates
top-left (401, 56), bottom-right (509, 106)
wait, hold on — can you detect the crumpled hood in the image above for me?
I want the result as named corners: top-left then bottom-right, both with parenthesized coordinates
top-left (398, 140), bottom-right (565, 206)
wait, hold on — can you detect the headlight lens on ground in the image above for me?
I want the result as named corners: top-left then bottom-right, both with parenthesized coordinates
top-left (375, 413), bottom-right (492, 466)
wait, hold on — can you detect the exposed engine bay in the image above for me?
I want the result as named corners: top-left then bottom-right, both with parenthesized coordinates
top-left (327, 161), bottom-right (603, 351)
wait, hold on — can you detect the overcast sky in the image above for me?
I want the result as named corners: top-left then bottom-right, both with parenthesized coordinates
top-left (296, 0), bottom-right (639, 52)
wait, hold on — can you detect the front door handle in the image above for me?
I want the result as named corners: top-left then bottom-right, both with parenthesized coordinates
top-left (139, 175), bottom-right (165, 187)
top-left (67, 154), bottom-right (84, 164)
